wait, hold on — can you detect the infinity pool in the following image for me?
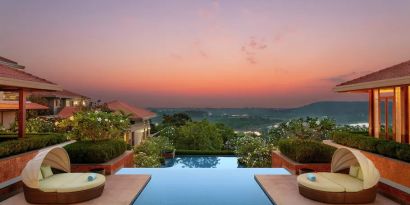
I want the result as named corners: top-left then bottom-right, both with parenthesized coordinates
top-left (117, 167), bottom-right (290, 205)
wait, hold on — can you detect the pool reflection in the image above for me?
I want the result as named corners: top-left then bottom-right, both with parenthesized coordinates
top-left (163, 156), bottom-right (242, 168)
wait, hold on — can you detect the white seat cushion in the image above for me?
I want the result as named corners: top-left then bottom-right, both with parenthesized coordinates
top-left (39, 173), bottom-right (105, 193)
top-left (318, 173), bottom-right (364, 192)
top-left (297, 173), bottom-right (345, 192)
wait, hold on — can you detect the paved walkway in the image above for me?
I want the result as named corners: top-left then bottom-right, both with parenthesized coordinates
top-left (2, 175), bottom-right (150, 205)
top-left (255, 175), bottom-right (398, 205)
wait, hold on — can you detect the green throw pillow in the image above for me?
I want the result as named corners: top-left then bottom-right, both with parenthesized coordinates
top-left (38, 171), bottom-right (43, 180)
top-left (349, 165), bottom-right (360, 177)
top-left (40, 165), bottom-right (53, 178)
top-left (357, 168), bottom-right (364, 180)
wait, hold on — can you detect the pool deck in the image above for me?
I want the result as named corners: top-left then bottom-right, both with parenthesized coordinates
top-left (1, 175), bottom-right (151, 205)
top-left (255, 175), bottom-right (398, 205)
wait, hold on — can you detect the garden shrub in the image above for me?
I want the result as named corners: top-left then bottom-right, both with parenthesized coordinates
top-left (230, 135), bottom-right (274, 167)
top-left (0, 134), bottom-right (67, 158)
top-left (396, 144), bottom-right (410, 162)
top-left (134, 136), bottom-right (175, 167)
top-left (134, 152), bottom-right (161, 167)
top-left (64, 139), bottom-right (127, 163)
top-left (278, 139), bottom-right (336, 163)
top-left (332, 131), bottom-right (410, 162)
top-left (376, 140), bottom-right (397, 158)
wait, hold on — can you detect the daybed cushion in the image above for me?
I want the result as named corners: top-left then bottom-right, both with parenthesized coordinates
top-left (39, 173), bottom-right (105, 193)
top-left (297, 173), bottom-right (345, 192)
top-left (318, 173), bottom-right (364, 192)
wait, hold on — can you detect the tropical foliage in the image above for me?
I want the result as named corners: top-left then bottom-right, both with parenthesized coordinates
top-left (65, 139), bottom-right (127, 163)
top-left (278, 139), bottom-right (336, 163)
top-left (228, 135), bottom-right (274, 167)
top-left (332, 131), bottom-right (410, 162)
top-left (0, 133), bottom-right (67, 158)
top-left (134, 136), bottom-right (175, 167)
top-left (267, 117), bottom-right (336, 145)
top-left (58, 110), bottom-right (130, 141)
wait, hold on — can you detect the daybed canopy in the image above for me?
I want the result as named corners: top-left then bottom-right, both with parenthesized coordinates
top-left (21, 147), bottom-right (71, 189)
top-left (331, 147), bottom-right (380, 189)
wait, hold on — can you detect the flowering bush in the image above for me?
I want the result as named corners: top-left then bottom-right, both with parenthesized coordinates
top-left (134, 136), bottom-right (174, 167)
top-left (229, 135), bottom-right (274, 167)
top-left (268, 117), bottom-right (336, 144)
top-left (59, 110), bottom-right (130, 141)
top-left (134, 152), bottom-right (161, 167)
top-left (26, 118), bottom-right (56, 133)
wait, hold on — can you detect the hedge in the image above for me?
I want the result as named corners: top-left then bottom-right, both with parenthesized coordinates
top-left (175, 149), bottom-right (235, 156)
top-left (278, 139), bottom-right (336, 163)
top-left (0, 133), bottom-right (68, 158)
top-left (332, 131), bottom-right (410, 162)
top-left (64, 139), bottom-right (127, 163)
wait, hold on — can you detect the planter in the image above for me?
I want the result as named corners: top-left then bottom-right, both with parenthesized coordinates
top-left (161, 149), bottom-right (176, 159)
top-left (271, 151), bottom-right (331, 175)
top-left (71, 151), bottom-right (134, 175)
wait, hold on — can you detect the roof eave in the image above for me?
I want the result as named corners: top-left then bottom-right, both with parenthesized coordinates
top-left (334, 75), bottom-right (410, 92)
top-left (0, 77), bottom-right (62, 91)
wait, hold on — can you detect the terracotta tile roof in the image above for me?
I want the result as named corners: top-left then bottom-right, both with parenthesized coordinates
top-left (0, 101), bottom-right (48, 110)
top-left (0, 64), bottom-right (57, 86)
top-left (338, 60), bottom-right (410, 86)
top-left (34, 89), bottom-right (89, 99)
top-left (57, 107), bottom-right (81, 118)
top-left (106, 100), bottom-right (156, 120)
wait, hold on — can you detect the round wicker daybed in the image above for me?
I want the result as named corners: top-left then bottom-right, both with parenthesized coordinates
top-left (297, 147), bottom-right (380, 204)
top-left (21, 147), bottom-right (106, 204)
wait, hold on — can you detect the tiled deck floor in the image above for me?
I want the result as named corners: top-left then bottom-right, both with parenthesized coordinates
top-left (255, 175), bottom-right (398, 205)
top-left (1, 175), bottom-right (151, 205)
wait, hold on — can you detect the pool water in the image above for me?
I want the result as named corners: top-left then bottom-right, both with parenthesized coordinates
top-left (117, 156), bottom-right (290, 205)
top-left (163, 156), bottom-right (243, 168)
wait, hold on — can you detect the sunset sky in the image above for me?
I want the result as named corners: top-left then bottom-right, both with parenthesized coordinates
top-left (1, 0), bottom-right (410, 108)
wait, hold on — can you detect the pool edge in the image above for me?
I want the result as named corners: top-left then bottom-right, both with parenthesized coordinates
top-left (254, 175), bottom-right (277, 205)
top-left (129, 175), bottom-right (152, 205)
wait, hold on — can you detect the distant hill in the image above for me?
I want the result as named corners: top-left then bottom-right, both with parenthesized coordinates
top-left (149, 101), bottom-right (369, 131)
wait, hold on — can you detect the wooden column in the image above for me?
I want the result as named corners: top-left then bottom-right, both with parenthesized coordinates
top-left (18, 89), bottom-right (26, 138)
top-left (401, 86), bottom-right (409, 143)
top-left (373, 89), bottom-right (380, 138)
top-left (394, 87), bottom-right (402, 143)
top-left (368, 89), bottom-right (375, 136)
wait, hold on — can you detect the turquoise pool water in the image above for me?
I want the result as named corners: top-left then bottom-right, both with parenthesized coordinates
top-left (117, 164), bottom-right (289, 205)
top-left (163, 155), bottom-right (242, 168)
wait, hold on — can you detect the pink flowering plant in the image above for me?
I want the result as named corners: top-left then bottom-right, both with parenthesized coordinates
top-left (60, 110), bottom-right (130, 141)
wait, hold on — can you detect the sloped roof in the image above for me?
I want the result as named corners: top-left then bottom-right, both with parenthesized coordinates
top-left (0, 56), bottom-right (18, 65)
top-left (106, 100), bottom-right (156, 120)
top-left (0, 64), bottom-right (61, 91)
top-left (335, 60), bottom-right (410, 92)
top-left (57, 106), bottom-right (81, 118)
top-left (0, 101), bottom-right (48, 110)
top-left (34, 89), bottom-right (89, 99)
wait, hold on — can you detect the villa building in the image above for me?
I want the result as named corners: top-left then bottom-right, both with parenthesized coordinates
top-left (32, 89), bottom-right (90, 116)
top-left (106, 100), bottom-right (156, 146)
top-left (0, 56), bottom-right (61, 137)
top-left (335, 60), bottom-right (410, 144)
